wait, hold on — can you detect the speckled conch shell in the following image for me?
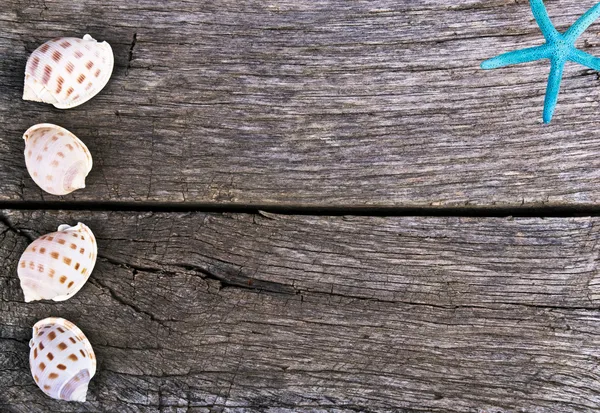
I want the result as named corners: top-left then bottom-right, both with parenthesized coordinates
top-left (29, 317), bottom-right (96, 402)
top-left (23, 34), bottom-right (114, 109)
top-left (23, 123), bottom-right (92, 196)
top-left (18, 223), bottom-right (97, 302)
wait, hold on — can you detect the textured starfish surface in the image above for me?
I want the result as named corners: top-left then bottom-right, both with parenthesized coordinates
top-left (481, 0), bottom-right (600, 123)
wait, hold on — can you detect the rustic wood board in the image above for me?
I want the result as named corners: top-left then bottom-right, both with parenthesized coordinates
top-left (1, 210), bottom-right (600, 412)
top-left (2, 1), bottom-right (600, 207)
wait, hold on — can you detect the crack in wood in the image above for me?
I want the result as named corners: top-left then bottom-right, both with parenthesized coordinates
top-left (0, 214), bottom-right (34, 243)
top-left (125, 32), bottom-right (137, 76)
top-left (88, 276), bottom-right (174, 331)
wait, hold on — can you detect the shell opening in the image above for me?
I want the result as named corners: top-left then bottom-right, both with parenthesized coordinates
top-left (63, 161), bottom-right (89, 193)
top-left (23, 77), bottom-right (58, 105)
top-left (20, 281), bottom-right (44, 303)
top-left (59, 369), bottom-right (91, 402)
top-left (23, 83), bottom-right (42, 102)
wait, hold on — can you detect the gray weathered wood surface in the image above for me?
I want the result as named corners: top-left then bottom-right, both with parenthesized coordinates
top-left (3, 1), bottom-right (600, 412)
top-left (2, 210), bottom-right (600, 412)
top-left (2, 0), bottom-right (600, 206)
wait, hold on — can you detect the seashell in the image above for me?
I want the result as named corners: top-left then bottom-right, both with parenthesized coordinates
top-left (18, 223), bottom-right (97, 302)
top-left (23, 34), bottom-right (114, 109)
top-left (29, 317), bottom-right (96, 402)
top-left (23, 123), bottom-right (92, 196)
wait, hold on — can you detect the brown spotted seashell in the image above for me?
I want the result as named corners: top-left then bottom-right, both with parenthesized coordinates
top-left (23, 34), bottom-right (113, 108)
top-left (30, 317), bottom-right (96, 402)
top-left (23, 123), bottom-right (92, 196)
top-left (18, 223), bottom-right (97, 302)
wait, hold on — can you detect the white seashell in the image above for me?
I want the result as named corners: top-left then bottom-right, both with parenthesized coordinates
top-left (18, 223), bottom-right (97, 302)
top-left (23, 34), bottom-right (114, 109)
top-left (23, 123), bottom-right (92, 196)
top-left (29, 317), bottom-right (96, 402)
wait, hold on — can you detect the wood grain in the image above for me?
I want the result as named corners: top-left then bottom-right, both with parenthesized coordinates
top-left (1, 210), bottom-right (600, 412)
top-left (2, 1), bottom-right (600, 207)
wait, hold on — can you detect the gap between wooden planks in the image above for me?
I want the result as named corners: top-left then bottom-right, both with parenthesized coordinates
top-left (1, 210), bottom-right (600, 412)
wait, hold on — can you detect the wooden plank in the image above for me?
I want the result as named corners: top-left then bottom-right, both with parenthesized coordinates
top-left (1, 210), bottom-right (600, 411)
top-left (2, 1), bottom-right (600, 207)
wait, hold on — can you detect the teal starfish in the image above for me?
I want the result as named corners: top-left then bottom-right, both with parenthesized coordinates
top-left (481, 0), bottom-right (600, 123)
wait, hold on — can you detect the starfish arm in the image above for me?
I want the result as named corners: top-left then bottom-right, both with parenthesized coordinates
top-left (530, 0), bottom-right (559, 41)
top-left (568, 48), bottom-right (600, 71)
top-left (543, 59), bottom-right (565, 124)
top-left (564, 3), bottom-right (600, 43)
top-left (481, 45), bottom-right (549, 70)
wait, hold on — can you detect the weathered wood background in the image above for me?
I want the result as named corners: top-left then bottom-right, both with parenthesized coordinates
top-left (2, 0), bottom-right (600, 412)
top-left (2, 210), bottom-right (600, 413)
top-left (2, 0), bottom-right (600, 207)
